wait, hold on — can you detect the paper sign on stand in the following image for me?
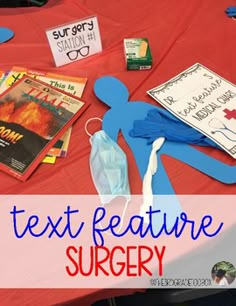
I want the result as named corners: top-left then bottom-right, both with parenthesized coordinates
top-left (147, 63), bottom-right (236, 159)
top-left (46, 16), bottom-right (102, 67)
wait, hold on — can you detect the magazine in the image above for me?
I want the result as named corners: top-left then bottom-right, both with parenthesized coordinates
top-left (43, 126), bottom-right (72, 164)
top-left (47, 126), bottom-right (72, 158)
top-left (42, 155), bottom-right (57, 164)
top-left (59, 126), bottom-right (72, 157)
top-left (0, 70), bottom-right (9, 87)
top-left (0, 66), bottom-right (87, 163)
top-left (42, 126), bottom-right (72, 163)
top-left (0, 76), bottom-right (89, 181)
top-left (0, 66), bottom-right (87, 98)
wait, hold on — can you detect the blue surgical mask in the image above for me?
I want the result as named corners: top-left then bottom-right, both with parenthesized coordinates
top-left (85, 118), bottom-right (131, 205)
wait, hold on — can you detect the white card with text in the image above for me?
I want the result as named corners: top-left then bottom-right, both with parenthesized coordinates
top-left (147, 63), bottom-right (236, 159)
top-left (46, 16), bottom-right (102, 67)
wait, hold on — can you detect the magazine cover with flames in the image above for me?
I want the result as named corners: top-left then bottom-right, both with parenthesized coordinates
top-left (0, 76), bottom-right (89, 181)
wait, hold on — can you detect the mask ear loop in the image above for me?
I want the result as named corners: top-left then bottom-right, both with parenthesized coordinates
top-left (98, 197), bottom-right (131, 235)
top-left (116, 198), bottom-right (130, 233)
top-left (85, 117), bottom-right (103, 137)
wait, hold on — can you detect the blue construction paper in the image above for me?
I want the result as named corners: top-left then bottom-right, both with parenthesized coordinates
top-left (94, 76), bottom-right (236, 228)
top-left (0, 27), bottom-right (14, 43)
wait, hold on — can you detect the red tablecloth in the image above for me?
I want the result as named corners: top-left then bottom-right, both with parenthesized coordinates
top-left (0, 0), bottom-right (236, 305)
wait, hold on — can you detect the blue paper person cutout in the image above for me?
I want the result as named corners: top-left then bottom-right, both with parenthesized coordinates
top-left (94, 76), bottom-right (236, 229)
top-left (0, 27), bottom-right (14, 43)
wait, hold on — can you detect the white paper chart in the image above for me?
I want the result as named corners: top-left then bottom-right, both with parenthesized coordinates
top-left (147, 63), bottom-right (236, 159)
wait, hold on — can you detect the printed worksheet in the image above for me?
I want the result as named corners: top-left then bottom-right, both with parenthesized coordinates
top-left (147, 63), bottom-right (236, 159)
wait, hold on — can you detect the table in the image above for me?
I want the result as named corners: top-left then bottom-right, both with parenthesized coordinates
top-left (0, 0), bottom-right (236, 305)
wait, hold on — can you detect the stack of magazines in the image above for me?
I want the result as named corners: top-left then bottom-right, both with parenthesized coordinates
top-left (0, 66), bottom-right (89, 181)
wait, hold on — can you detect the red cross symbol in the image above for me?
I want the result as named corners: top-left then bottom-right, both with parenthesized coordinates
top-left (223, 108), bottom-right (236, 120)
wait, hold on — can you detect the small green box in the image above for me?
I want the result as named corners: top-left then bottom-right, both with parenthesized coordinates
top-left (124, 38), bottom-right (152, 70)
